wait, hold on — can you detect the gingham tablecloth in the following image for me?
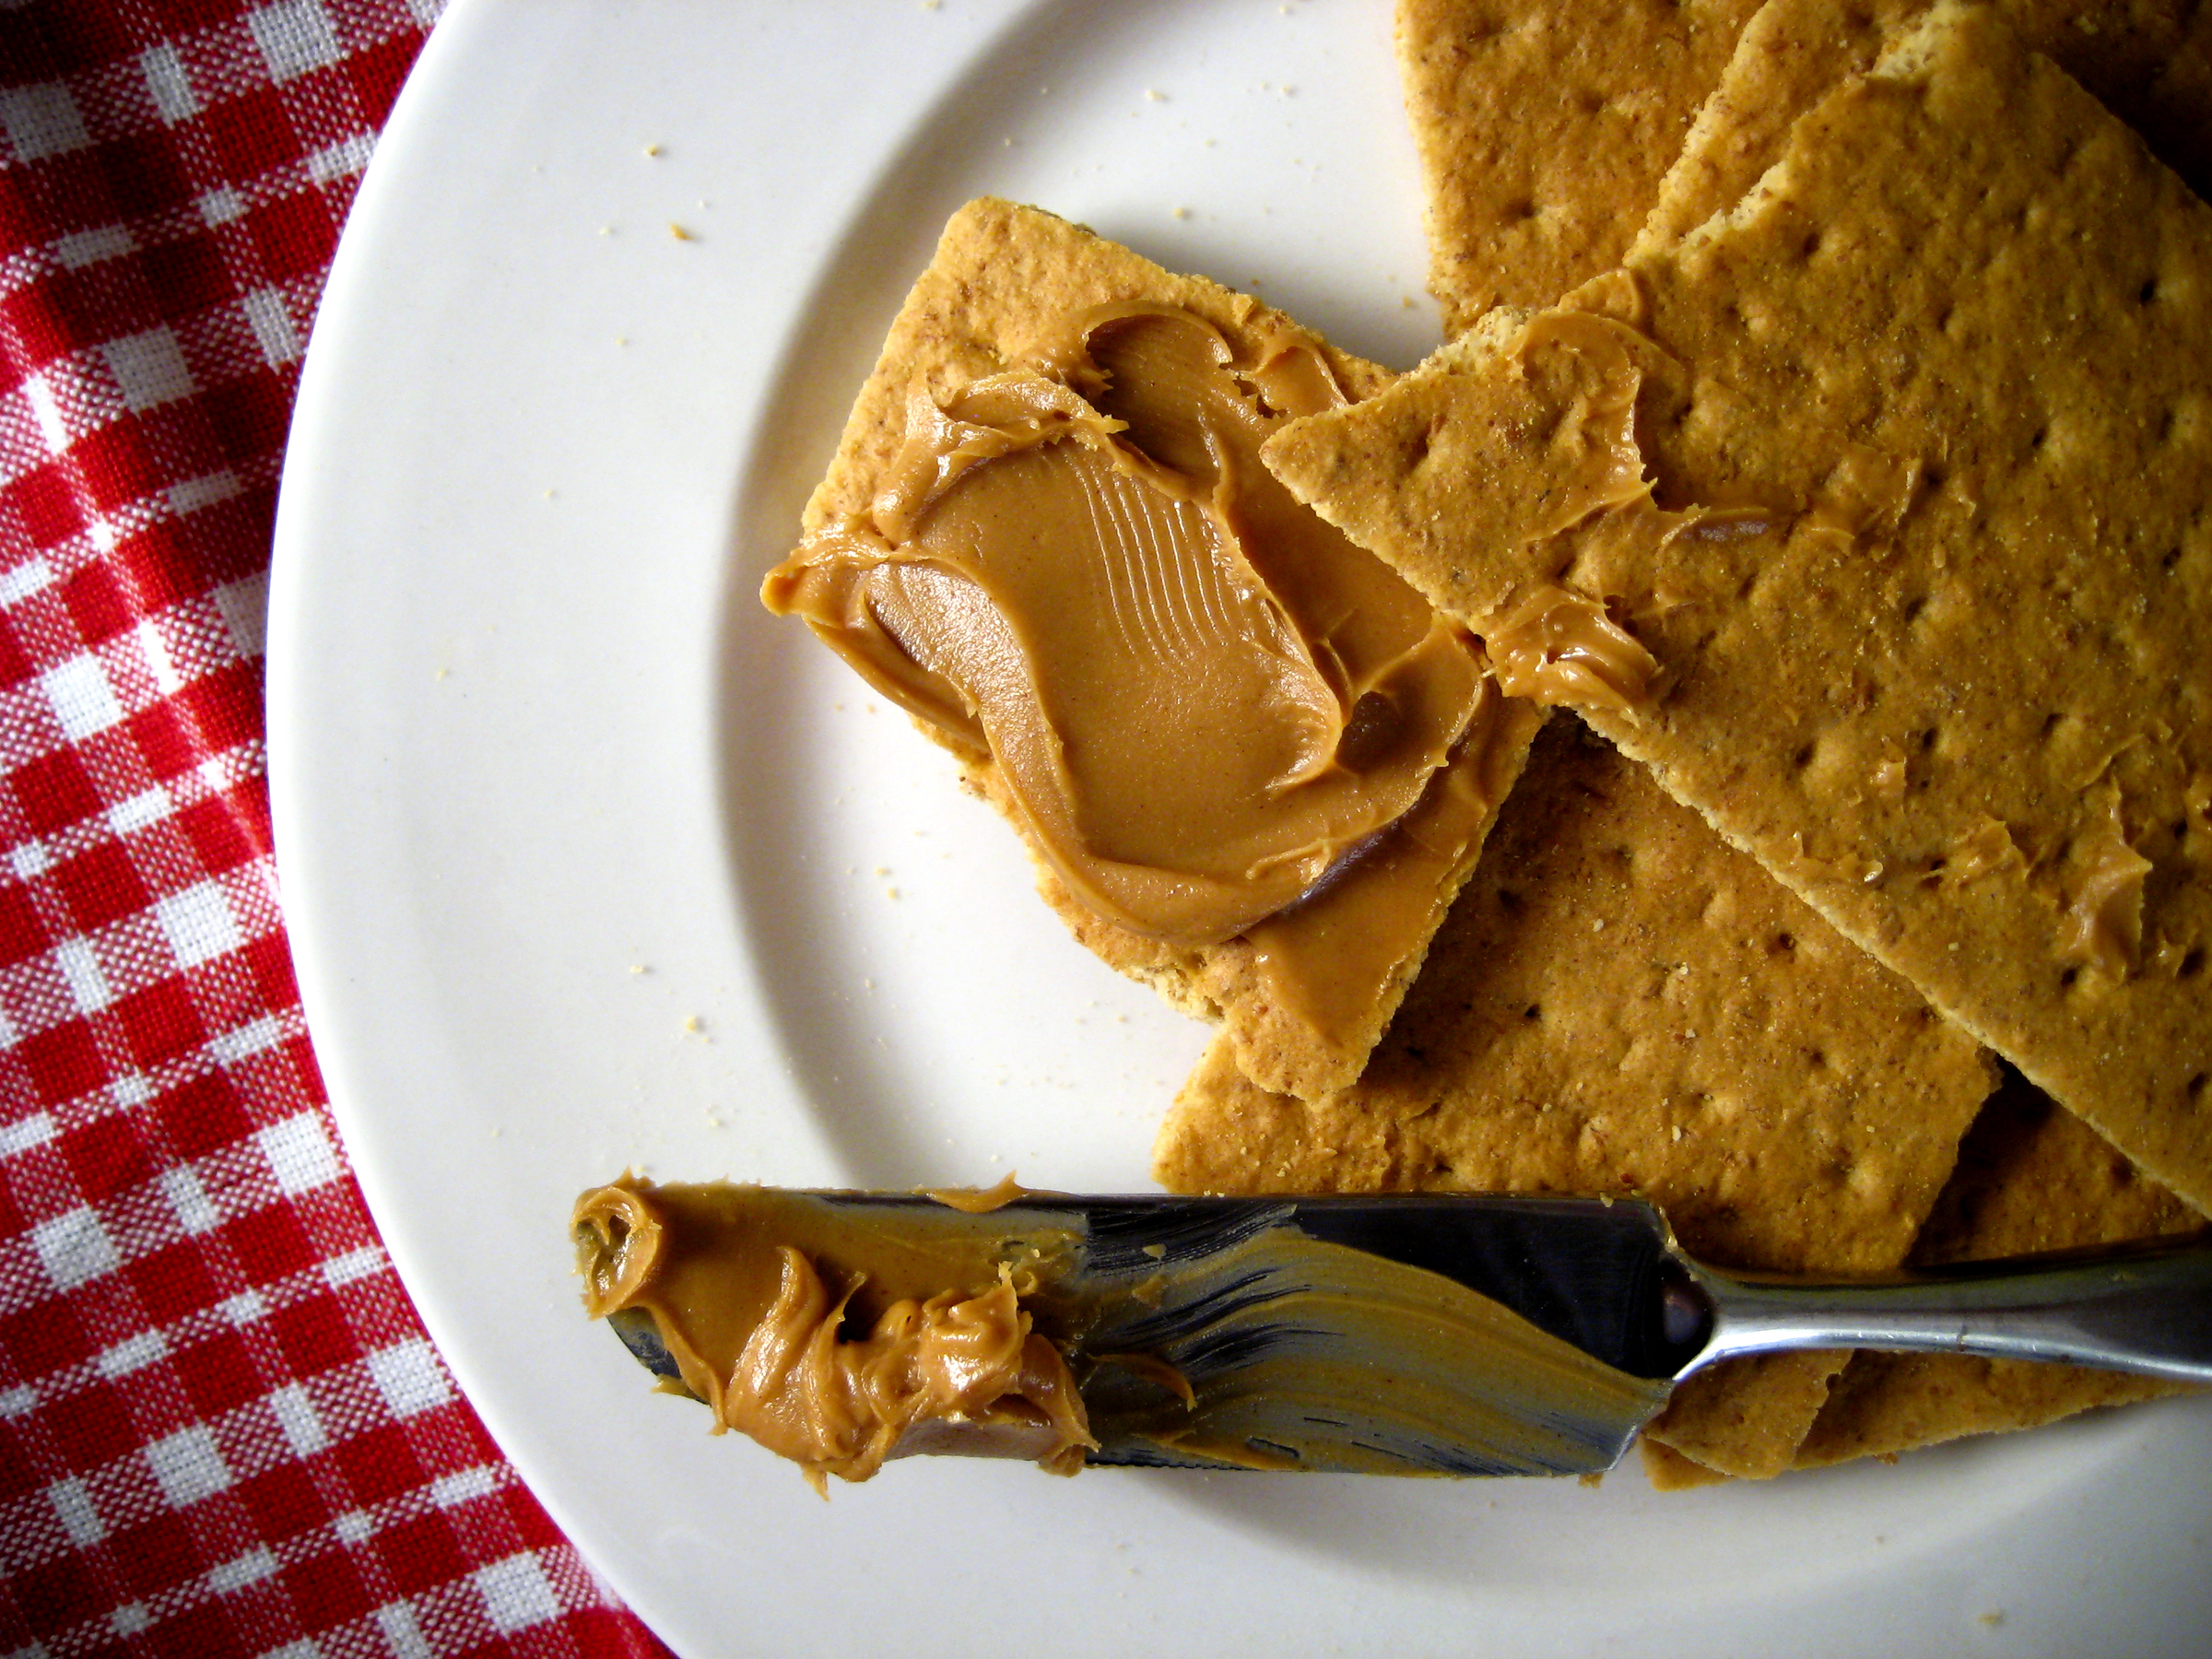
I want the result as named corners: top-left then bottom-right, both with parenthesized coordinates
top-left (0, 6), bottom-right (664, 1653)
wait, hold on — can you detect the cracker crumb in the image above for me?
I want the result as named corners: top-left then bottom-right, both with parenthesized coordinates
top-left (1979, 1611), bottom-right (2005, 1629)
top-left (642, 143), bottom-right (661, 157)
top-left (668, 223), bottom-right (694, 241)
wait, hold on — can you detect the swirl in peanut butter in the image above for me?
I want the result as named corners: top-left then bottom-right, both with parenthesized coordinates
top-left (763, 304), bottom-right (1486, 950)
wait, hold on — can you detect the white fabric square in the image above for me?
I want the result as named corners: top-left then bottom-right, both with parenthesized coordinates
top-left (56, 226), bottom-right (135, 271)
top-left (209, 1013), bottom-right (281, 1065)
top-left (0, 557), bottom-right (53, 606)
top-left (109, 786), bottom-right (171, 835)
top-left (0, 84), bottom-right (91, 162)
top-left (322, 1244), bottom-right (383, 1287)
top-left (475, 1555), bottom-right (560, 1636)
top-left (248, 0), bottom-right (342, 82)
top-left (139, 44), bottom-right (198, 124)
top-left (49, 1477), bottom-right (103, 1546)
top-left (145, 1425), bottom-right (229, 1507)
top-left (169, 470), bottom-right (241, 517)
top-left (157, 881), bottom-right (241, 968)
top-left (269, 1383), bottom-right (326, 1456)
top-left (159, 1166), bottom-right (219, 1235)
top-left (41, 655), bottom-right (123, 739)
top-left (9, 839), bottom-right (51, 880)
top-left (241, 288), bottom-right (300, 367)
top-left (111, 1072), bottom-right (153, 1107)
top-left (375, 1602), bottom-right (432, 1659)
top-left (55, 937), bottom-right (111, 1013)
top-left (111, 1603), bottom-right (151, 1637)
top-left (258, 1112), bottom-right (337, 1195)
top-left (33, 1208), bottom-right (119, 1290)
top-left (206, 1547), bottom-right (276, 1594)
top-left (102, 328), bottom-right (194, 413)
top-left (95, 1330), bottom-right (168, 1379)
top-left (368, 1340), bottom-right (450, 1419)
top-left (218, 1289), bottom-right (267, 1324)
top-left (197, 186), bottom-right (244, 227)
top-left (430, 1467), bottom-right (495, 1508)
top-left (0, 1385), bottom-right (35, 1418)
top-left (0, 1113), bottom-right (53, 1158)
top-left (333, 1509), bottom-right (374, 1545)
top-left (306, 131), bottom-right (374, 186)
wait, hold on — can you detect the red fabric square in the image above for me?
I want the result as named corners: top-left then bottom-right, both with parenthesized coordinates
top-left (5, 464), bottom-right (85, 558)
top-left (23, 4), bottom-right (135, 76)
top-left (200, 86), bottom-right (296, 186)
top-left (265, 1295), bottom-right (350, 1380)
top-left (43, 1380), bottom-right (139, 1470)
top-left (57, 1113), bottom-right (152, 1203)
top-left (503, 1483), bottom-right (566, 1549)
top-left (68, 418), bottom-right (164, 517)
top-left (243, 933), bottom-right (297, 1008)
top-left (0, 1296), bottom-right (91, 1383)
top-left (0, 619), bottom-right (31, 688)
top-left (0, 879), bottom-right (53, 967)
top-left (135, 0), bottom-right (246, 30)
top-left (379, 1512), bottom-right (465, 1597)
top-left (12, 1547), bottom-right (109, 1633)
top-left (99, 134), bottom-right (193, 226)
top-left (227, 1203), bottom-right (314, 1287)
top-left (113, 978), bottom-right (207, 1069)
top-left (115, 520), bottom-right (201, 616)
top-left (1, 282), bottom-right (75, 371)
top-left (149, 1601), bottom-right (239, 1659)
top-left (53, 841), bottom-right (150, 932)
top-left (175, 796), bottom-right (255, 875)
top-left (53, 265), bottom-right (157, 352)
top-left (127, 1241), bottom-right (219, 1326)
top-left (124, 700), bottom-right (196, 781)
top-left (19, 1018), bottom-right (107, 1107)
top-left (149, 1071), bottom-right (249, 1159)
top-left (349, 32), bottom-right (422, 130)
top-left (177, 661), bottom-right (262, 753)
top-left (113, 1509), bottom-right (206, 1600)
top-left (0, 1412), bottom-right (39, 1501)
top-left (59, 563), bottom-right (132, 647)
top-left (11, 748), bottom-right (102, 839)
top-left (335, 1422), bottom-right (423, 1508)
top-left (171, 1330), bottom-right (261, 1418)
top-left (247, 194), bottom-right (337, 286)
top-left (140, 236), bottom-right (233, 325)
top-left (282, 1550), bottom-right (371, 1633)
top-left (202, 370), bottom-right (292, 465)
top-left (235, 1461), bottom-right (325, 1544)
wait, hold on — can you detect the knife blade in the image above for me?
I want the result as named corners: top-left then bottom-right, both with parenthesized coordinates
top-left (577, 1183), bottom-right (2212, 1479)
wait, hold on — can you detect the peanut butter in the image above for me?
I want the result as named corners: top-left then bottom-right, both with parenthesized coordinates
top-left (573, 1182), bottom-right (1094, 1490)
top-left (762, 304), bottom-right (1486, 954)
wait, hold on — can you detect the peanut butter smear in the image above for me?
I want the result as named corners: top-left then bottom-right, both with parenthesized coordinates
top-left (762, 304), bottom-right (1486, 950)
top-left (574, 1182), bottom-right (1094, 1491)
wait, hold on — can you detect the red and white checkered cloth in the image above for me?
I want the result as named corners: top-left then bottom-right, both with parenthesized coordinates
top-left (0, 5), bottom-right (665, 1654)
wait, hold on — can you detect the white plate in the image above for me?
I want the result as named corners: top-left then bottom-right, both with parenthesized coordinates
top-left (266, 3), bottom-right (2212, 1654)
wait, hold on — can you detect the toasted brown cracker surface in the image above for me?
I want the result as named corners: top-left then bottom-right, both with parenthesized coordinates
top-left (1156, 717), bottom-right (1992, 1476)
top-left (1397, 0), bottom-right (1764, 333)
top-left (1637, 0), bottom-right (2212, 262)
top-left (1794, 1073), bottom-right (2206, 1469)
top-left (798, 197), bottom-right (1529, 1100)
top-left (1265, 6), bottom-right (2212, 1214)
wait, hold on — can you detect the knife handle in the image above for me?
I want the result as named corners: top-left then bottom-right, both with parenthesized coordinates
top-left (1679, 1233), bottom-right (2212, 1383)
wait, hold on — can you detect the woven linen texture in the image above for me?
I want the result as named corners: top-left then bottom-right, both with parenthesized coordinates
top-left (0, 5), bottom-right (665, 1654)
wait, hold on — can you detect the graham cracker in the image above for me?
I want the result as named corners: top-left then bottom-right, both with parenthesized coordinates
top-left (1155, 715), bottom-right (1993, 1478)
top-left (1396, 0), bottom-right (1765, 334)
top-left (1794, 1071), bottom-right (2206, 1470)
top-left (794, 197), bottom-right (1535, 1101)
top-left (1637, 0), bottom-right (2212, 263)
top-left (1262, 6), bottom-right (2212, 1214)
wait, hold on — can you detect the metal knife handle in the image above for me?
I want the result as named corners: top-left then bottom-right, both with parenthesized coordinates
top-left (1681, 1234), bottom-right (2212, 1384)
